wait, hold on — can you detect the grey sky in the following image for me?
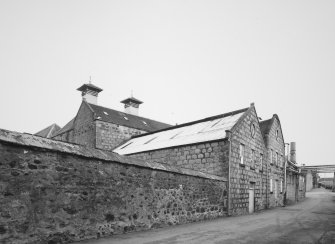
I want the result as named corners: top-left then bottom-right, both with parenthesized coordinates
top-left (0, 0), bottom-right (334, 169)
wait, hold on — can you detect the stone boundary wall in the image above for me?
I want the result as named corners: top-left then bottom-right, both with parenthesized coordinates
top-left (0, 129), bottom-right (227, 244)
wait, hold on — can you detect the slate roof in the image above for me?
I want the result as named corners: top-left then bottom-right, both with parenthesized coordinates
top-left (88, 103), bottom-right (171, 132)
top-left (114, 107), bottom-right (249, 155)
top-left (34, 123), bottom-right (61, 138)
top-left (52, 102), bottom-right (171, 137)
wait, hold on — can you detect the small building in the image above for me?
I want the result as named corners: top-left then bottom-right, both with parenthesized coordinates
top-left (285, 142), bottom-right (306, 204)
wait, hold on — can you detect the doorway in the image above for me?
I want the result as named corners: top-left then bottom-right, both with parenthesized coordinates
top-left (249, 183), bottom-right (255, 214)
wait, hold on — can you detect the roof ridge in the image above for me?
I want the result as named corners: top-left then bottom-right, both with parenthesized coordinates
top-left (131, 107), bottom-right (249, 139)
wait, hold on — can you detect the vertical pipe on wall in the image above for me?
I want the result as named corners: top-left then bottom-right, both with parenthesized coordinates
top-left (225, 130), bottom-right (232, 216)
top-left (284, 143), bottom-right (290, 206)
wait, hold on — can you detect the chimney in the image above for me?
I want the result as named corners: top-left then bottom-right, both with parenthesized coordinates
top-left (290, 142), bottom-right (296, 164)
top-left (77, 82), bottom-right (103, 105)
top-left (120, 96), bottom-right (143, 116)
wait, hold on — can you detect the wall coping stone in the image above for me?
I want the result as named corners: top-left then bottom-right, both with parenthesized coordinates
top-left (0, 128), bottom-right (226, 181)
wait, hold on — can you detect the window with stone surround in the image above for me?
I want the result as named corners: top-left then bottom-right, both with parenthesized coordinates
top-left (260, 153), bottom-right (263, 171)
top-left (270, 178), bottom-right (273, 193)
top-left (270, 149), bottom-right (273, 165)
top-left (239, 144), bottom-right (245, 165)
top-left (276, 152), bottom-right (279, 167)
top-left (251, 149), bottom-right (256, 169)
top-left (280, 180), bottom-right (283, 193)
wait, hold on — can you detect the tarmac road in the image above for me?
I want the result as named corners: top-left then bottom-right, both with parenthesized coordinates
top-left (79, 188), bottom-right (335, 244)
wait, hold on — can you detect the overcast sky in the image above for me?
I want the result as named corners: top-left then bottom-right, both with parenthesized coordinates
top-left (0, 0), bottom-right (334, 170)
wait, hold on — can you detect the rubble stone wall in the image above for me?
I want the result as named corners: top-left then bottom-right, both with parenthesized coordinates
top-left (0, 133), bottom-right (227, 244)
top-left (130, 140), bottom-right (229, 178)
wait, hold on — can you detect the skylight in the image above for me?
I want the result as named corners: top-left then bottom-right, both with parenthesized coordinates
top-left (142, 121), bottom-right (148, 126)
top-left (103, 111), bottom-right (109, 115)
top-left (170, 131), bottom-right (183, 139)
top-left (120, 141), bottom-right (133, 149)
top-left (124, 116), bottom-right (129, 120)
top-left (144, 137), bottom-right (157, 144)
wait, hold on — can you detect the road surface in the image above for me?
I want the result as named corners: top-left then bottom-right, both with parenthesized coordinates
top-left (78, 188), bottom-right (335, 244)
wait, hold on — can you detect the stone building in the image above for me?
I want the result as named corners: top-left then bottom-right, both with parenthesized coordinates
top-left (286, 142), bottom-right (306, 204)
top-left (34, 82), bottom-right (305, 216)
top-left (259, 115), bottom-right (285, 208)
top-left (114, 103), bottom-right (268, 215)
top-left (51, 83), bottom-right (171, 150)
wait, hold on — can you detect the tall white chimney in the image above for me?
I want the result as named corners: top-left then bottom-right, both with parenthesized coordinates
top-left (77, 83), bottom-right (103, 105)
top-left (120, 96), bottom-right (143, 116)
top-left (290, 142), bottom-right (296, 164)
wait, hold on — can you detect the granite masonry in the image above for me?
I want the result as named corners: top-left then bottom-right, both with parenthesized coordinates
top-left (0, 129), bottom-right (227, 244)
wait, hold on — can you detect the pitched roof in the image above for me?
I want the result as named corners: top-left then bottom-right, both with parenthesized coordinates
top-left (77, 83), bottom-right (103, 92)
top-left (120, 96), bottom-right (143, 104)
top-left (52, 118), bottom-right (75, 137)
top-left (113, 107), bottom-right (249, 155)
top-left (88, 103), bottom-right (171, 132)
top-left (34, 123), bottom-right (61, 138)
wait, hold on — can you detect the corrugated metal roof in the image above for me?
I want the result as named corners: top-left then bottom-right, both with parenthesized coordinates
top-left (114, 110), bottom-right (245, 155)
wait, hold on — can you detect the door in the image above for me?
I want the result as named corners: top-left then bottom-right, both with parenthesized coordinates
top-left (249, 183), bottom-right (255, 214)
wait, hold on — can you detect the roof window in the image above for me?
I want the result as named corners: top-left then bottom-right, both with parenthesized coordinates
top-left (142, 121), bottom-right (148, 126)
top-left (144, 137), bottom-right (157, 144)
top-left (103, 111), bottom-right (109, 115)
top-left (120, 141), bottom-right (133, 149)
top-left (170, 131), bottom-right (182, 139)
top-left (124, 116), bottom-right (129, 120)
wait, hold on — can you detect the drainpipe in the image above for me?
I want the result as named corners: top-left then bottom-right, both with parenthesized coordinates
top-left (265, 134), bottom-right (269, 209)
top-left (225, 130), bottom-right (232, 216)
top-left (284, 143), bottom-right (290, 206)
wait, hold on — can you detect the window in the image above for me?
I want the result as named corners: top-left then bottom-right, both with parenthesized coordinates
top-left (260, 153), bottom-right (263, 171)
top-left (270, 149), bottom-right (273, 165)
top-left (270, 179), bottom-right (273, 193)
top-left (282, 155), bottom-right (284, 168)
top-left (251, 149), bottom-right (255, 168)
top-left (250, 123), bottom-right (256, 138)
top-left (144, 137), bottom-right (157, 144)
top-left (280, 180), bottom-right (283, 193)
top-left (276, 129), bottom-right (279, 140)
top-left (239, 144), bottom-right (245, 165)
top-left (276, 152), bottom-right (279, 167)
top-left (120, 141), bottom-right (133, 149)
